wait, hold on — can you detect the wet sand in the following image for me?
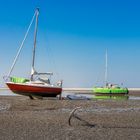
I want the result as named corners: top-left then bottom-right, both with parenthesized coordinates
top-left (0, 96), bottom-right (140, 140)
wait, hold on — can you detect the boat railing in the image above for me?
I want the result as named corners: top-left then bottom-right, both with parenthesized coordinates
top-left (38, 77), bottom-right (51, 84)
top-left (33, 72), bottom-right (53, 76)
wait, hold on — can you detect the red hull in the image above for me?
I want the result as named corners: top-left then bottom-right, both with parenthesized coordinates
top-left (6, 82), bottom-right (62, 97)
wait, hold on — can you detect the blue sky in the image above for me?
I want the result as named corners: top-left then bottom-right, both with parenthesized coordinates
top-left (0, 0), bottom-right (140, 87)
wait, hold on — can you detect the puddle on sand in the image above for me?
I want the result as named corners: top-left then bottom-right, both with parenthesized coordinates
top-left (129, 96), bottom-right (140, 100)
top-left (85, 107), bottom-right (140, 113)
top-left (0, 102), bottom-right (11, 111)
top-left (63, 92), bottom-right (140, 101)
top-left (57, 107), bottom-right (140, 114)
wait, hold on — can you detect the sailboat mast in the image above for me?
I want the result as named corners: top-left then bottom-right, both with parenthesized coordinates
top-left (31, 8), bottom-right (39, 81)
top-left (105, 49), bottom-right (108, 85)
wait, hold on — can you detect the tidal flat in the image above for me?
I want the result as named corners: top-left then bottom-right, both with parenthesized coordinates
top-left (0, 96), bottom-right (140, 140)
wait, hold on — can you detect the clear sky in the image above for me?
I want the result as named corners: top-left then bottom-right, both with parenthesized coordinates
top-left (0, 0), bottom-right (140, 88)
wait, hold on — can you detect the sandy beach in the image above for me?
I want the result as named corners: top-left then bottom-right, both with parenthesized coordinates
top-left (0, 96), bottom-right (140, 140)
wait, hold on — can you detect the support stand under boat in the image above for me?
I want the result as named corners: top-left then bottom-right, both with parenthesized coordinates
top-left (29, 95), bottom-right (34, 100)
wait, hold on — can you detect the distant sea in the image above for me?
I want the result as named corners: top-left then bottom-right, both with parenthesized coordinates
top-left (0, 89), bottom-right (16, 96)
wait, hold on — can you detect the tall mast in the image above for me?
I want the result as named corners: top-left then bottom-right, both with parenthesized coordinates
top-left (105, 49), bottom-right (108, 85)
top-left (31, 8), bottom-right (39, 81)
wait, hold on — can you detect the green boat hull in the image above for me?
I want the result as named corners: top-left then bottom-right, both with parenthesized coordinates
top-left (93, 87), bottom-right (128, 95)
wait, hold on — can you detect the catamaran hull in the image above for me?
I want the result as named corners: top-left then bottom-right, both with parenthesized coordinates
top-left (6, 83), bottom-right (62, 97)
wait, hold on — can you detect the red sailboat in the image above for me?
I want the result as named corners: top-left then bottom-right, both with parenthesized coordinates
top-left (5, 8), bottom-right (62, 99)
